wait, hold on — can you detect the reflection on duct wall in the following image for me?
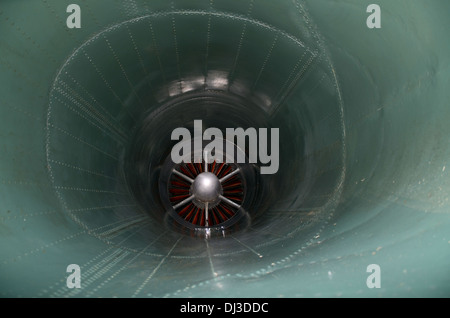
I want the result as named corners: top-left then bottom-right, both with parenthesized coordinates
top-left (0, 0), bottom-right (449, 297)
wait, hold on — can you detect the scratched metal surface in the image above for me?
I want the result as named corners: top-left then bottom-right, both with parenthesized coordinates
top-left (0, 0), bottom-right (449, 297)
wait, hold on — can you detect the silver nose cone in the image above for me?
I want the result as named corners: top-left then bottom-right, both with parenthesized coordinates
top-left (192, 172), bottom-right (222, 203)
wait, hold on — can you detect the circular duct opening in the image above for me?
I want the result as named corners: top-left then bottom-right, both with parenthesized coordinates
top-left (47, 10), bottom-right (344, 255)
top-left (157, 138), bottom-right (257, 236)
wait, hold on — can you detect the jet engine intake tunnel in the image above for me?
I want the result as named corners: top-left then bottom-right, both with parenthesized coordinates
top-left (0, 0), bottom-right (449, 297)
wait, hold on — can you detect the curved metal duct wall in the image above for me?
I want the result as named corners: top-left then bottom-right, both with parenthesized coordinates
top-left (0, 0), bottom-right (449, 297)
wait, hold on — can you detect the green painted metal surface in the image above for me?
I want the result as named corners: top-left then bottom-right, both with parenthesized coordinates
top-left (0, 0), bottom-right (449, 297)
